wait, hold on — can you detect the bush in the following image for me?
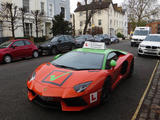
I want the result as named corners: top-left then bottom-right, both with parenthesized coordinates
top-left (117, 32), bottom-right (125, 39)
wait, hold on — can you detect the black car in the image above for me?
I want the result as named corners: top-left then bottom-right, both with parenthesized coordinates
top-left (110, 35), bottom-right (119, 43)
top-left (94, 34), bottom-right (111, 45)
top-left (38, 35), bottom-right (76, 55)
top-left (75, 35), bottom-right (94, 47)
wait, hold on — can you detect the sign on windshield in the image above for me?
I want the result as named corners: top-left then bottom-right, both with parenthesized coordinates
top-left (83, 41), bottom-right (106, 49)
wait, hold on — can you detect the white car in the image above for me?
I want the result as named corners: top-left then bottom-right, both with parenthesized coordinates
top-left (138, 34), bottom-right (160, 57)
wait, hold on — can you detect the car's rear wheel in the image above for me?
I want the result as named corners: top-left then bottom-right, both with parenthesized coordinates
top-left (100, 78), bottom-right (111, 104)
top-left (3, 55), bottom-right (12, 64)
top-left (33, 51), bottom-right (39, 58)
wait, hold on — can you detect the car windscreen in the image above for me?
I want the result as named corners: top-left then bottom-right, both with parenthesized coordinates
top-left (51, 36), bottom-right (59, 42)
top-left (0, 41), bottom-right (12, 48)
top-left (144, 36), bottom-right (160, 42)
top-left (133, 30), bottom-right (149, 36)
top-left (51, 51), bottom-right (104, 70)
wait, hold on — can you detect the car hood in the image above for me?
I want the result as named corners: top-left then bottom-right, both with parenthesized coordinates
top-left (132, 35), bottom-right (147, 40)
top-left (40, 41), bottom-right (52, 47)
top-left (34, 63), bottom-right (106, 88)
top-left (28, 63), bottom-right (107, 97)
top-left (140, 41), bottom-right (160, 47)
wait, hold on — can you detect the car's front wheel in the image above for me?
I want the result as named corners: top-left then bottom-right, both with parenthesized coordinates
top-left (100, 78), bottom-right (111, 104)
top-left (3, 55), bottom-right (12, 64)
top-left (51, 47), bottom-right (57, 55)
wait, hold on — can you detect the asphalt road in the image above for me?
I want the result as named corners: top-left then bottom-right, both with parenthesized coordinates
top-left (0, 40), bottom-right (158, 120)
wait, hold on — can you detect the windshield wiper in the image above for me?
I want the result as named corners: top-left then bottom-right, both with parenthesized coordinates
top-left (53, 64), bottom-right (78, 70)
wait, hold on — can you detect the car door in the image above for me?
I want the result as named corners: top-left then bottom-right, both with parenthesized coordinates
top-left (105, 52), bottom-right (120, 84)
top-left (23, 40), bottom-right (33, 57)
top-left (10, 40), bottom-right (26, 59)
top-left (56, 36), bottom-right (66, 52)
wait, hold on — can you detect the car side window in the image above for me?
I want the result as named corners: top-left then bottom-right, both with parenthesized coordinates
top-left (13, 41), bottom-right (25, 47)
top-left (24, 40), bottom-right (31, 45)
top-left (58, 36), bottom-right (65, 41)
top-left (106, 52), bottom-right (118, 69)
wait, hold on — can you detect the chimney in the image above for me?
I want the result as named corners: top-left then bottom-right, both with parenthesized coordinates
top-left (77, 2), bottom-right (81, 7)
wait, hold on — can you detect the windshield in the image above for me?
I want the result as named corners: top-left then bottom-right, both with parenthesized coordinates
top-left (51, 36), bottom-right (59, 42)
top-left (144, 36), bottom-right (160, 42)
top-left (133, 30), bottom-right (149, 36)
top-left (51, 51), bottom-right (104, 70)
top-left (0, 41), bottom-right (12, 48)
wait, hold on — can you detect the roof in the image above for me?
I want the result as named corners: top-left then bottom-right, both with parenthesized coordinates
top-left (74, 1), bottom-right (125, 15)
top-left (74, 2), bottom-right (110, 12)
top-left (74, 48), bottom-right (128, 55)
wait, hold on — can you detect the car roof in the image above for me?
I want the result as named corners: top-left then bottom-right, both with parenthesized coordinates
top-left (73, 48), bottom-right (128, 55)
top-left (10, 39), bottom-right (29, 42)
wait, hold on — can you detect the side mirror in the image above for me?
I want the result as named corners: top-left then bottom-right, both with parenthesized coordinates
top-left (11, 45), bottom-right (17, 49)
top-left (54, 54), bottom-right (62, 60)
top-left (110, 60), bottom-right (117, 67)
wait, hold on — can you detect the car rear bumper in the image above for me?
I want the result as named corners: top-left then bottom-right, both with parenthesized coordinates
top-left (138, 47), bottom-right (160, 57)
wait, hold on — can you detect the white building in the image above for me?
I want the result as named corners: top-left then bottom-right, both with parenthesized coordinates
top-left (74, 0), bottom-right (128, 37)
top-left (0, 0), bottom-right (70, 38)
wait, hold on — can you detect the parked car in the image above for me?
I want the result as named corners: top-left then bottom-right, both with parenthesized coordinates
top-left (38, 35), bottom-right (76, 55)
top-left (110, 35), bottom-right (119, 43)
top-left (75, 35), bottom-right (94, 48)
top-left (0, 39), bottom-right (38, 63)
top-left (138, 34), bottom-right (160, 57)
top-left (94, 34), bottom-right (111, 45)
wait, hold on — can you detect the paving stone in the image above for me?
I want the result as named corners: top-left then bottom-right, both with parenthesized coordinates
top-left (138, 117), bottom-right (145, 120)
top-left (140, 113), bottom-right (148, 118)
top-left (153, 98), bottom-right (159, 104)
top-left (149, 112), bottom-right (155, 119)
top-left (144, 99), bottom-right (151, 106)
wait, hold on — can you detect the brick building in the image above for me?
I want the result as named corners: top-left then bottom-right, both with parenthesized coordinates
top-left (146, 21), bottom-right (160, 34)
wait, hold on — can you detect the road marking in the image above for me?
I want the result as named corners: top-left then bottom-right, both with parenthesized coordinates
top-left (131, 60), bottom-right (160, 120)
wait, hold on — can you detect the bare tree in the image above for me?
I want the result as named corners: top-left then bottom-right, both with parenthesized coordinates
top-left (19, 7), bottom-right (26, 37)
top-left (0, 2), bottom-right (19, 38)
top-left (31, 10), bottom-right (44, 38)
top-left (83, 0), bottom-right (96, 34)
top-left (125, 0), bottom-right (160, 25)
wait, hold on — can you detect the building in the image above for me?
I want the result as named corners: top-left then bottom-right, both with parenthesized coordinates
top-left (146, 21), bottom-right (160, 34)
top-left (0, 0), bottom-right (70, 38)
top-left (74, 0), bottom-right (128, 37)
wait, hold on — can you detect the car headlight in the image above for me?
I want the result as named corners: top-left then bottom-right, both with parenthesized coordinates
top-left (48, 44), bottom-right (51, 47)
top-left (74, 81), bottom-right (92, 93)
top-left (29, 72), bottom-right (36, 81)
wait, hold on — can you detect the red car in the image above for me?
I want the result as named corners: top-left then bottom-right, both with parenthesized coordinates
top-left (27, 42), bottom-right (134, 111)
top-left (0, 39), bottom-right (39, 63)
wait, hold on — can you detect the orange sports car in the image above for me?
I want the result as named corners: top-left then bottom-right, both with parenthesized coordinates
top-left (27, 43), bottom-right (134, 111)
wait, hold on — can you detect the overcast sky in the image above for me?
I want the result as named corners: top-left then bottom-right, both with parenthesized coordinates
top-left (70, 0), bottom-right (125, 13)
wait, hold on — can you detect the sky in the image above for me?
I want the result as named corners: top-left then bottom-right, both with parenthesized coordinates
top-left (70, 0), bottom-right (125, 13)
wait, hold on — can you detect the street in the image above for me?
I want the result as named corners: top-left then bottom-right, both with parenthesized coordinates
top-left (0, 40), bottom-right (158, 120)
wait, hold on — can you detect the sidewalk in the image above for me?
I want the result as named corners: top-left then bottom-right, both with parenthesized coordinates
top-left (132, 60), bottom-right (160, 120)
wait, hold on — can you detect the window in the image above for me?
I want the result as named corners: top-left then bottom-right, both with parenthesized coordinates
top-left (110, 20), bottom-right (112, 26)
top-left (25, 23), bottom-right (32, 36)
top-left (79, 12), bottom-right (83, 16)
top-left (61, 7), bottom-right (65, 18)
top-left (13, 41), bottom-right (25, 47)
top-left (41, 2), bottom-right (44, 13)
top-left (80, 21), bottom-right (83, 27)
top-left (98, 19), bottom-right (102, 26)
top-left (106, 52), bottom-right (118, 69)
top-left (24, 40), bottom-right (31, 45)
top-left (49, 4), bottom-right (52, 17)
top-left (98, 10), bottom-right (101, 15)
top-left (157, 24), bottom-right (160, 34)
top-left (23, 0), bottom-right (29, 12)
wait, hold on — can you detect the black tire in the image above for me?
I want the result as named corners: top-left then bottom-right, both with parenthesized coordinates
top-left (127, 59), bottom-right (134, 78)
top-left (32, 51), bottom-right (39, 58)
top-left (71, 44), bottom-right (76, 50)
top-left (137, 53), bottom-right (142, 57)
top-left (100, 78), bottom-right (111, 104)
top-left (51, 47), bottom-right (57, 55)
top-left (131, 43), bottom-right (134, 47)
top-left (3, 55), bottom-right (12, 64)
